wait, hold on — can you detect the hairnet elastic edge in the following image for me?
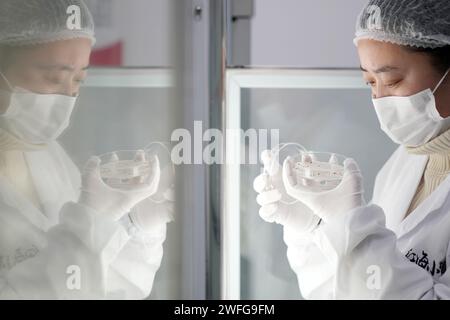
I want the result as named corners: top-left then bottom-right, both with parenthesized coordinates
top-left (353, 32), bottom-right (450, 49)
top-left (0, 33), bottom-right (96, 47)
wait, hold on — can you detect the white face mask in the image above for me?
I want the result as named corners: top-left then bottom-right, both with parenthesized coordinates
top-left (372, 68), bottom-right (450, 147)
top-left (0, 72), bottom-right (77, 144)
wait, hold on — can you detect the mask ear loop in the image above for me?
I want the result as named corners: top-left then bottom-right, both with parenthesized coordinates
top-left (144, 141), bottom-right (175, 204)
top-left (265, 143), bottom-right (307, 205)
top-left (0, 71), bottom-right (13, 91)
top-left (432, 68), bottom-right (450, 94)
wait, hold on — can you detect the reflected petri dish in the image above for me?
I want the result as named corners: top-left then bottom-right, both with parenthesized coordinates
top-left (98, 150), bottom-right (155, 190)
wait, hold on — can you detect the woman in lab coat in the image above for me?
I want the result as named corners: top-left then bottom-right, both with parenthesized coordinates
top-left (254, 0), bottom-right (450, 299)
top-left (0, 0), bottom-right (173, 299)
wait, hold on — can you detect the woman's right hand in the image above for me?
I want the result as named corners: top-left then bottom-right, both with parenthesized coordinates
top-left (78, 151), bottom-right (161, 222)
top-left (253, 150), bottom-right (321, 233)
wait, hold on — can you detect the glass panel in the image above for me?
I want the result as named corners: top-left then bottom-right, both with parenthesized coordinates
top-left (0, 1), bottom-right (182, 300)
top-left (237, 78), bottom-right (397, 299)
top-left (60, 70), bottom-right (176, 165)
top-left (60, 69), bottom-right (181, 299)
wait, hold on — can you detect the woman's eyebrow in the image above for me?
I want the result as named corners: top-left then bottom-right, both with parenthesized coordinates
top-left (35, 64), bottom-right (90, 71)
top-left (360, 65), bottom-right (399, 74)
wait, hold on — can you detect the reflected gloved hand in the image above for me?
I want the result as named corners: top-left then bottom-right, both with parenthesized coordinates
top-left (282, 155), bottom-right (365, 223)
top-left (78, 151), bottom-right (160, 222)
top-left (129, 164), bottom-right (175, 233)
top-left (253, 150), bottom-right (321, 233)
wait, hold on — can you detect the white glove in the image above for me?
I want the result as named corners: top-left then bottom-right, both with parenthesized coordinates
top-left (282, 154), bottom-right (365, 223)
top-left (129, 164), bottom-right (175, 233)
top-left (79, 150), bottom-right (160, 222)
top-left (253, 150), bottom-right (321, 233)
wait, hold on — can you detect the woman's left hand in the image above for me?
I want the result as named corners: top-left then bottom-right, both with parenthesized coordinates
top-left (282, 155), bottom-right (366, 223)
top-left (129, 165), bottom-right (176, 233)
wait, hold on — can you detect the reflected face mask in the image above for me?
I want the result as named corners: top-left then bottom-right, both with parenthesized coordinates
top-left (0, 71), bottom-right (77, 144)
top-left (372, 68), bottom-right (450, 147)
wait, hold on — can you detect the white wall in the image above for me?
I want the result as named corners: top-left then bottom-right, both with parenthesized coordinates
top-left (119, 0), bottom-right (174, 67)
top-left (250, 0), bottom-right (368, 68)
top-left (87, 0), bottom-right (173, 67)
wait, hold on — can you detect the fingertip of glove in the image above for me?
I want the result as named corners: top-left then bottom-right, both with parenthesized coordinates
top-left (134, 149), bottom-right (146, 161)
top-left (253, 174), bottom-right (266, 193)
top-left (84, 156), bottom-right (101, 170)
top-left (344, 158), bottom-right (360, 172)
top-left (259, 204), bottom-right (277, 222)
top-left (282, 158), bottom-right (294, 186)
top-left (282, 156), bottom-right (291, 170)
top-left (256, 189), bottom-right (281, 206)
top-left (261, 149), bottom-right (272, 163)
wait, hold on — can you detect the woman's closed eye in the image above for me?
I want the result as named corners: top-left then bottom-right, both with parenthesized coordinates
top-left (384, 79), bottom-right (402, 88)
top-left (45, 75), bottom-right (65, 85)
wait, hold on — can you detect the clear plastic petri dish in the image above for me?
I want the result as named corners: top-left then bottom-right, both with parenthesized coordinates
top-left (262, 143), bottom-right (307, 205)
top-left (262, 145), bottom-right (348, 204)
top-left (289, 151), bottom-right (347, 192)
top-left (144, 142), bottom-right (175, 203)
top-left (98, 150), bottom-right (156, 190)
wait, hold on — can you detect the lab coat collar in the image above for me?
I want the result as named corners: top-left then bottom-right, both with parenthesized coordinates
top-left (380, 148), bottom-right (428, 234)
top-left (0, 176), bottom-right (49, 231)
top-left (397, 172), bottom-right (450, 239)
top-left (0, 143), bottom-right (78, 231)
top-left (24, 146), bottom-right (76, 228)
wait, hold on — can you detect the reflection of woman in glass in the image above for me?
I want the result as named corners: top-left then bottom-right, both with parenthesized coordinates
top-left (0, 0), bottom-right (172, 299)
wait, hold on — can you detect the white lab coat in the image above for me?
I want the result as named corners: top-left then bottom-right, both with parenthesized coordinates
top-left (284, 146), bottom-right (450, 299)
top-left (0, 142), bottom-right (168, 299)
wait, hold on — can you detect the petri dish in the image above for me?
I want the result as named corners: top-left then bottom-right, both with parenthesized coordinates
top-left (98, 150), bottom-right (156, 190)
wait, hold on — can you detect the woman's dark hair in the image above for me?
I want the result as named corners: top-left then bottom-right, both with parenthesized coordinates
top-left (406, 45), bottom-right (450, 74)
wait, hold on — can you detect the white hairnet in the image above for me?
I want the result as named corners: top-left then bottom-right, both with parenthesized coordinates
top-left (0, 0), bottom-right (95, 46)
top-left (354, 0), bottom-right (450, 48)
